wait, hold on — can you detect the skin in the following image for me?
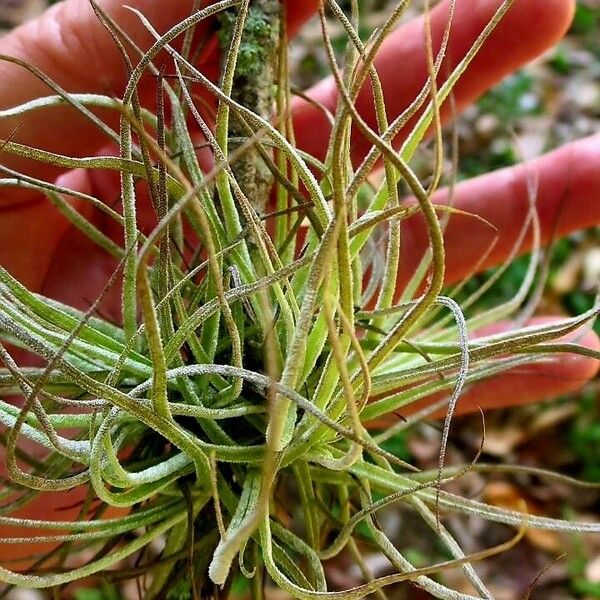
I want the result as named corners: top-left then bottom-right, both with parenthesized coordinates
top-left (0, 0), bottom-right (597, 557)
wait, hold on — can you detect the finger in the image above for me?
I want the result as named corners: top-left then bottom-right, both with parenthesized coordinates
top-left (446, 327), bottom-right (599, 415)
top-left (371, 318), bottom-right (600, 423)
top-left (0, 181), bottom-right (86, 290)
top-left (0, 466), bottom-right (125, 566)
top-left (286, 2), bottom-right (321, 36)
top-left (0, 0), bottom-right (319, 204)
top-left (397, 133), bottom-right (600, 288)
top-left (293, 0), bottom-right (574, 164)
top-left (0, 484), bottom-right (88, 565)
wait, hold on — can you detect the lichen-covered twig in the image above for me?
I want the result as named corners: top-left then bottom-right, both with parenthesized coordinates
top-left (218, 0), bottom-right (280, 215)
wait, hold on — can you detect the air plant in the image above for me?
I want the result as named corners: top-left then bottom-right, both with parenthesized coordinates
top-left (0, 0), bottom-right (598, 599)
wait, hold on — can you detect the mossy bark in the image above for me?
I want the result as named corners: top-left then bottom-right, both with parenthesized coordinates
top-left (218, 0), bottom-right (281, 216)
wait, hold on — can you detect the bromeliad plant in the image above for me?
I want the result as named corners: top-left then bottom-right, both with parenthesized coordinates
top-left (0, 0), bottom-right (598, 598)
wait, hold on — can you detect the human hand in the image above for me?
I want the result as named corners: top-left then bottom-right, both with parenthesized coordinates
top-left (0, 0), bottom-right (597, 416)
top-left (0, 0), bottom-right (598, 572)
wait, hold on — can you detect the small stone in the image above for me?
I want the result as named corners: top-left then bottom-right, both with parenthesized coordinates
top-left (585, 555), bottom-right (600, 583)
top-left (582, 247), bottom-right (600, 291)
top-left (475, 114), bottom-right (500, 139)
top-left (5, 590), bottom-right (44, 600)
top-left (569, 80), bottom-right (599, 111)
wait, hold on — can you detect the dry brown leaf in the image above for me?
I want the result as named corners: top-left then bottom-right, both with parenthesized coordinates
top-left (483, 481), bottom-right (563, 553)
